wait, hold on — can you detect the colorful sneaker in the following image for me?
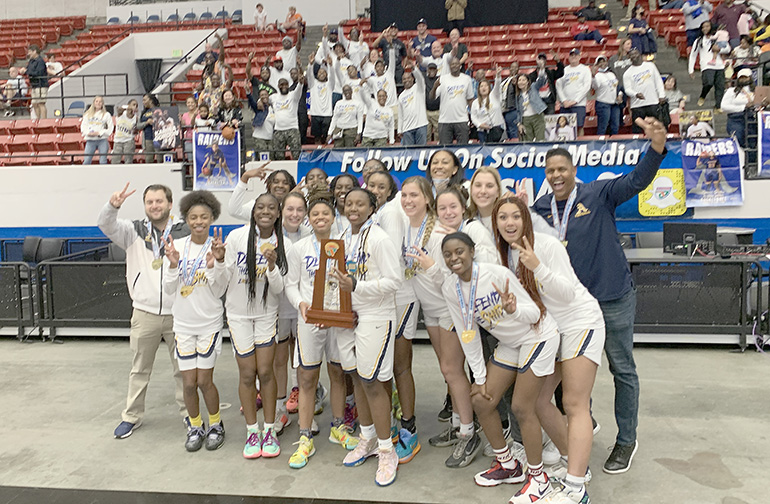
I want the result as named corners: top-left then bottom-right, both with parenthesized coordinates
top-left (114, 421), bottom-right (139, 439)
top-left (185, 425), bottom-right (206, 452)
top-left (288, 435), bottom-right (315, 469)
top-left (542, 485), bottom-right (591, 504)
top-left (243, 430), bottom-right (263, 459)
top-left (510, 474), bottom-right (554, 504)
top-left (391, 387), bottom-right (402, 421)
top-left (475, 459), bottom-right (526, 487)
top-left (445, 431), bottom-right (481, 468)
top-left (437, 393), bottom-right (452, 422)
top-left (375, 447), bottom-right (399, 487)
top-left (329, 424), bottom-right (359, 450)
top-left (343, 403), bottom-right (359, 431)
top-left (390, 423), bottom-right (399, 444)
top-left (274, 410), bottom-right (291, 436)
top-left (343, 436), bottom-right (378, 467)
top-left (314, 383), bottom-right (328, 415)
top-left (287, 387), bottom-right (300, 413)
top-left (395, 428), bottom-right (421, 464)
top-left (204, 422), bottom-right (225, 451)
top-left (429, 425), bottom-right (459, 447)
top-left (261, 427), bottom-right (281, 457)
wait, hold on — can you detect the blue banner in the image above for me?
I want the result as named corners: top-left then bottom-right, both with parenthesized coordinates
top-left (297, 140), bottom-right (686, 219)
top-left (193, 130), bottom-right (241, 191)
top-left (680, 139), bottom-right (743, 207)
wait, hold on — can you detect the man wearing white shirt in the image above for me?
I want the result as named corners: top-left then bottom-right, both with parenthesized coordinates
top-left (270, 72), bottom-right (305, 160)
top-left (430, 57), bottom-right (474, 144)
top-left (622, 48), bottom-right (665, 133)
top-left (307, 55), bottom-right (335, 144)
top-left (418, 41), bottom-right (451, 76)
top-left (338, 23), bottom-right (369, 71)
top-left (398, 66), bottom-right (429, 145)
top-left (556, 48), bottom-right (592, 136)
top-left (268, 57), bottom-right (292, 91)
top-left (275, 36), bottom-right (301, 74)
top-left (329, 85), bottom-right (364, 147)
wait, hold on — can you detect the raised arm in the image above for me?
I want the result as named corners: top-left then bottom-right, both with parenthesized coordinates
top-left (97, 184), bottom-right (139, 250)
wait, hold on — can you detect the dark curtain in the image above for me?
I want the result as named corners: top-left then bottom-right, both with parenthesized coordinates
top-left (371, 0), bottom-right (547, 32)
top-left (136, 59), bottom-right (163, 93)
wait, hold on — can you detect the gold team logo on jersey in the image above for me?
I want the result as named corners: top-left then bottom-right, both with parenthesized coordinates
top-left (575, 203), bottom-right (591, 217)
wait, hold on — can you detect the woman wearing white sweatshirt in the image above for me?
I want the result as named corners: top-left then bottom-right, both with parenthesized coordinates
top-left (470, 68), bottom-right (505, 143)
top-left (81, 95), bottom-right (114, 165)
top-left (689, 20), bottom-right (729, 110)
top-left (359, 85), bottom-right (395, 147)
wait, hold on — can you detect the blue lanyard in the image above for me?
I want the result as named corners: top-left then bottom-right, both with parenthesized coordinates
top-left (455, 263), bottom-right (479, 331)
top-left (181, 236), bottom-right (211, 286)
top-left (550, 186), bottom-right (577, 242)
top-left (405, 215), bottom-right (428, 267)
top-left (146, 216), bottom-right (173, 259)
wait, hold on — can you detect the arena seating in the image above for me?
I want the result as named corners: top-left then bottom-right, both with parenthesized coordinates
top-left (0, 16), bottom-right (86, 69)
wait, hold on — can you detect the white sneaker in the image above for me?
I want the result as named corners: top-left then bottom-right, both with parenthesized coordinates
top-left (541, 485), bottom-right (590, 504)
top-left (511, 440), bottom-right (527, 466)
top-left (274, 410), bottom-right (291, 435)
top-left (509, 474), bottom-right (554, 504)
top-left (542, 437), bottom-right (562, 466)
top-left (314, 383), bottom-right (328, 415)
top-left (311, 419), bottom-right (320, 436)
top-left (545, 459), bottom-right (592, 484)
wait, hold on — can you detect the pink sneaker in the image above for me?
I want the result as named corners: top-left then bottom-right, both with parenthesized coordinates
top-left (375, 447), bottom-right (399, 486)
top-left (343, 436), bottom-right (378, 467)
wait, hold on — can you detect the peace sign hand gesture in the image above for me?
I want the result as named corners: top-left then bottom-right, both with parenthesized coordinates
top-left (511, 236), bottom-right (540, 271)
top-left (405, 247), bottom-right (435, 271)
top-left (110, 182), bottom-right (136, 209)
top-left (492, 278), bottom-right (517, 314)
top-left (208, 227), bottom-right (225, 264)
top-left (163, 236), bottom-right (180, 269)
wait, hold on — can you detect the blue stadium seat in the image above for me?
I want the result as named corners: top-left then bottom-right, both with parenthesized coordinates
top-left (167, 13), bottom-right (180, 22)
top-left (127, 16), bottom-right (140, 24)
top-left (232, 10), bottom-right (243, 23)
top-left (107, 17), bottom-right (120, 25)
top-left (200, 12), bottom-right (213, 21)
top-left (182, 12), bottom-right (196, 22)
top-left (215, 10), bottom-right (229, 19)
top-left (147, 15), bottom-right (160, 23)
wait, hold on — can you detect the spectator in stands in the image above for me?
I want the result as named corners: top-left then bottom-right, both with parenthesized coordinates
top-left (21, 45), bottom-right (49, 119)
top-left (248, 87), bottom-right (276, 157)
top-left (683, 1), bottom-right (713, 48)
top-left (180, 97), bottom-right (197, 158)
top-left (412, 18), bottom-right (437, 58)
top-left (329, 84), bottom-right (364, 147)
top-left (276, 35), bottom-right (302, 72)
top-left (290, 67), bottom-right (310, 144)
top-left (268, 56), bottom-right (292, 92)
top-left (470, 66), bottom-right (504, 143)
top-left (270, 70), bottom-right (305, 159)
top-left (98, 183), bottom-right (188, 441)
top-left (609, 38), bottom-right (633, 82)
top-left (516, 72), bottom-right (547, 141)
top-left (338, 22), bottom-right (370, 72)
top-left (216, 89), bottom-right (243, 136)
top-left (113, 99), bottom-right (139, 164)
top-left (398, 66), bottom-right (429, 146)
top-left (424, 62), bottom-right (441, 141)
top-left (689, 20), bottom-right (729, 109)
top-left (246, 54), bottom-right (276, 98)
top-left (1, 67), bottom-right (27, 117)
top-left (430, 56), bottom-right (474, 144)
top-left (192, 39), bottom-right (220, 71)
top-left (138, 93), bottom-right (160, 162)
top-left (627, 6), bottom-right (656, 56)
top-left (577, 0), bottom-right (612, 28)
top-left (278, 6), bottom-right (303, 34)
top-left (195, 104), bottom-right (215, 129)
top-left (556, 48), bottom-right (592, 137)
top-left (528, 51), bottom-right (564, 115)
top-left (364, 48), bottom-right (399, 124)
top-left (571, 13), bottom-right (606, 45)
top-left (199, 73), bottom-right (227, 116)
top-left (362, 48), bottom-right (380, 78)
top-left (686, 114), bottom-right (715, 137)
top-left (335, 59), bottom-right (365, 102)
top-left (592, 55), bottom-right (623, 136)
top-left (469, 67), bottom-right (486, 99)
top-left (501, 61), bottom-right (520, 139)
top-left (445, 0), bottom-right (467, 35)
top-left (359, 88), bottom-right (395, 147)
top-left (254, 3), bottom-right (267, 31)
top-left (712, 0), bottom-right (750, 48)
top-left (731, 35), bottom-right (760, 72)
top-left (81, 96), bottom-right (113, 165)
top-left (623, 48), bottom-right (666, 134)
top-left (443, 28), bottom-right (469, 70)
top-left (417, 40), bottom-right (451, 76)
top-left (374, 24), bottom-right (407, 85)
top-left (722, 68), bottom-right (755, 146)
top-left (46, 53), bottom-right (63, 77)
top-left (307, 54), bottom-right (335, 144)
top-left (751, 15), bottom-right (770, 45)
top-left (664, 75), bottom-right (687, 114)
top-left (329, 43), bottom-right (354, 105)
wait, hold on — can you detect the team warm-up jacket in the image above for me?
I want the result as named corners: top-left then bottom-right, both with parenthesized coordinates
top-left (402, 221), bottom-right (450, 317)
top-left (458, 219), bottom-right (500, 265)
top-left (376, 198), bottom-right (418, 307)
top-left (97, 203), bottom-right (189, 315)
top-left (280, 225), bottom-right (312, 320)
top-left (285, 233), bottom-right (339, 312)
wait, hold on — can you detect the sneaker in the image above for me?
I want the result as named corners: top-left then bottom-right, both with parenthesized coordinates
top-left (445, 431), bottom-right (481, 468)
top-left (474, 459), bottom-right (526, 487)
top-left (437, 394), bottom-right (452, 422)
top-left (287, 387), bottom-right (300, 413)
top-left (541, 485), bottom-right (591, 504)
top-left (261, 427), bottom-right (281, 457)
top-left (592, 417), bottom-right (600, 435)
top-left (114, 421), bottom-right (138, 439)
top-left (545, 459), bottom-right (592, 484)
top-left (343, 403), bottom-right (359, 431)
top-left (375, 447), bottom-right (399, 486)
top-left (183, 416), bottom-right (191, 431)
top-left (288, 435), bottom-right (315, 469)
top-left (602, 440), bottom-right (638, 474)
top-left (542, 437), bottom-right (562, 466)
top-left (274, 411), bottom-right (292, 435)
top-left (243, 430), bottom-right (262, 458)
top-left (343, 436), bottom-right (378, 467)
top-left (509, 473), bottom-right (554, 504)
top-left (429, 425), bottom-right (459, 447)
top-left (329, 424), bottom-right (358, 450)
top-left (185, 425), bottom-right (206, 452)
top-left (697, 97), bottom-right (706, 106)
top-left (205, 422), bottom-right (226, 451)
top-left (391, 387), bottom-right (402, 421)
top-left (314, 383), bottom-right (328, 415)
top-left (390, 424), bottom-right (399, 444)
top-left (311, 419), bottom-right (320, 436)
top-left (395, 428), bottom-right (421, 463)
top-left (484, 422), bottom-right (514, 457)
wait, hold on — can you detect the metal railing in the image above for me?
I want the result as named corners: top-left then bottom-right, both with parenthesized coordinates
top-left (0, 262), bottom-right (34, 339)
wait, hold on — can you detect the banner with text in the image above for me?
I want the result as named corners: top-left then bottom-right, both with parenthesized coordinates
top-left (193, 130), bottom-right (241, 191)
top-left (298, 140), bottom-right (687, 219)
top-left (680, 138), bottom-right (743, 207)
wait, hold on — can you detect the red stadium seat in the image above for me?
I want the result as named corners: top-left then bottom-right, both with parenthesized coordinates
top-left (8, 119), bottom-right (34, 136)
top-left (32, 119), bottom-right (59, 134)
top-left (57, 118), bottom-right (81, 133)
top-left (7, 134), bottom-right (36, 152)
top-left (34, 133), bottom-right (60, 152)
top-left (57, 132), bottom-right (85, 151)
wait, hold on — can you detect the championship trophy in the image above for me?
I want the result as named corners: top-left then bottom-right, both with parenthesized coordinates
top-left (305, 239), bottom-right (357, 328)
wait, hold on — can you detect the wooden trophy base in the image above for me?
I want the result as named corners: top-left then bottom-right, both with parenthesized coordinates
top-left (305, 308), bottom-right (357, 329)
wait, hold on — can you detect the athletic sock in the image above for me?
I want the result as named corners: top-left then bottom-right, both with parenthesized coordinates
top-left (208, 411), bottom-right (221, 426)
top-left (451, 412), bottom-right (461, 428)
top-left (331, 416), bottom-right (344, 428)
top-left (529, 462), bottom-right (546, 482)
top-left (190, 414), bottom-right (203, 428)
top-left (345, 393), bottom-right (356, 408)
top-left (264, 422), bottom-right (274, 433)
top-left (401, 416), bottom-right (416, 434)
top-left (361, 424), bottom-right (376, 440)
top-left (494, 446), bottom-right (518, 469)
top-left (299, 428), bottom-right (313, 439)
top-left (459, 422), bottom-right (474, 437)
top-left (378, 438), bottom-right (393, 451)
top-left (246, 422), bottom-right (259, 433)
top-left (564, 473), bottom-right (585, 491)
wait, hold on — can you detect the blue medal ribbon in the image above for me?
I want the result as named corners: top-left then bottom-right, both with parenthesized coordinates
top-left (550, 186), bottom-right (578, 242)
top-left (181, 236), bottom-right (212, 287)
top-left (146, 216), bottom-right (174, 260)
top-left (404, 215), bottom-right (428, 269)
top-left (455, 263), bottom-right (480, 331)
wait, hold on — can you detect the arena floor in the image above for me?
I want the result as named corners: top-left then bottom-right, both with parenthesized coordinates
top-left (0, 335), bottom-right (766, 504)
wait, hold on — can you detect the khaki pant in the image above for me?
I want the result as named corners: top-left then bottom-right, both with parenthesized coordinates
top-left (361, 136), bottom-right (388, 148)
top-left (427, 110), bottom-right (440, 141)
top-left (521, 114), bottom-right (546, 142)
top-left (334, 127), bottom-right (358, 147)
top-left (122, 308), bottom-right (186, 424)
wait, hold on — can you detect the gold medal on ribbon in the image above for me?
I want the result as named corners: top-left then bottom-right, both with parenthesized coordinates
top-left (461, 330), bottom-right (476, 344)
top-left (561, 240), bottom-right (568, 247)
top-left (145, 234), bottom-right (152, 242)
top-left (152, 258), bottom-right (163, 270)
top-left (260, 242), bottom-right (276, 254)
top-left (404, 268), bottom-right (414, 280)
top-left (180, 285), bottom-right (194, 297)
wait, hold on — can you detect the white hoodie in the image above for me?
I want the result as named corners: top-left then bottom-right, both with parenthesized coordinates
top-left (556, 64), bottom-right (592, 107)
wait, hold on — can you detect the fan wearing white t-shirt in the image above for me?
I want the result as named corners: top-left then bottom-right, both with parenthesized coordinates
top-left (398, 66), bottom-right (429, 146)
top-left (307, 57), bottom-right (336, 144)
top-left (269, 73), bottom-right (305, 160)
top-left (338, 23), bottom-right (370, 72)
top-left (360, 84), bottom-right (395, 147)
top-left (329, 85), bottom-right (364, 147)
top-left (275, 35), bottom-right (301, 72)
top-left (430, 57), bottom-right (474, 145)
